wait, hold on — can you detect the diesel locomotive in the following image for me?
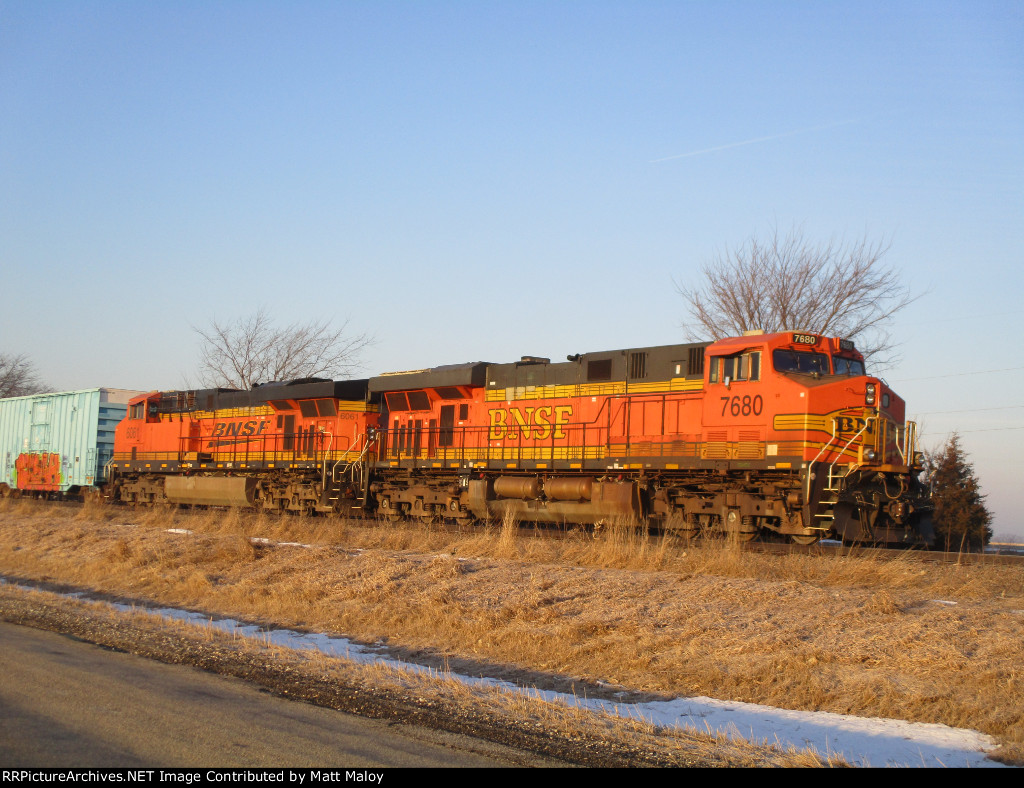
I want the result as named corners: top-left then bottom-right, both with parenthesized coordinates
top-left (101, 330), bottom-right (933, 546)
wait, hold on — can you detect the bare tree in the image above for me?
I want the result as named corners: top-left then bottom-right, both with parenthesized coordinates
top-left (677, 226), bottom-right (918, 366)
top-left (0, 353), bottom-right (50, 398)
top-left (192, 308), bottom-right (372, 390)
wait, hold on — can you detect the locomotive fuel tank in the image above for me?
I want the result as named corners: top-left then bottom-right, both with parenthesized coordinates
top-left (164, 475), bottom-right (257, 507)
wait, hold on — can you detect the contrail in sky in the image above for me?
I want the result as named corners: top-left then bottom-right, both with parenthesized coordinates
top-left (650, 118), bottom-right (860, 163)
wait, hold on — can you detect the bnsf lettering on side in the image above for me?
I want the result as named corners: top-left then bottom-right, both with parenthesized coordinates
top-left (211, 420), bottom-right (270, 438)
top-left (488, 406), bottom-right (572, 440)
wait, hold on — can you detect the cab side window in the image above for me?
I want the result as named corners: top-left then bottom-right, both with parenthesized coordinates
top-left (833, 356), bottom-right (865, 376)
top-left (709, 351), bottom-right (761, 384)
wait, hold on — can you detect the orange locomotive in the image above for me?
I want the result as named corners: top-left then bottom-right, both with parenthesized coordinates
top-left (110, 331), bottom-right (933, 545)
top-left (110, 379), bottom-right (380, 516)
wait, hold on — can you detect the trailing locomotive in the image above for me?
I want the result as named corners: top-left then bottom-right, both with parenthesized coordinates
top-left (101, 331), bottom-right (933, 546)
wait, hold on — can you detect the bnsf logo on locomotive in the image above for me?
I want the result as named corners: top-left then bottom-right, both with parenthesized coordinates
top-left (210, 419), bottom-right (270, 438)
top-left (835, 415), bottom-right (873, 435)
top-left (488, 406), bottom-right (573, 440)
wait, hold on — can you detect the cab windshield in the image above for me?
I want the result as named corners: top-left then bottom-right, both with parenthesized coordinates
top-left (772, 349), bottom-right (829, 375)
top-left (833, 356), bottom-right (865, 376)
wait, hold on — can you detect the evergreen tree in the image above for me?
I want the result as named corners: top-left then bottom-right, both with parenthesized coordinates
top-left (928, 433), bottom-right (993, 551)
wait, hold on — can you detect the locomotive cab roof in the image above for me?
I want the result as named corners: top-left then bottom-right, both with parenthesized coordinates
top-left (707, 331), bottom-right (862, 356)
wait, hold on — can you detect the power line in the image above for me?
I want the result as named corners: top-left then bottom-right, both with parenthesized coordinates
top-left (912, 405), bottom-right (1024, 416)
top-left (893, 309), bottom-right (1021, 328)
top-left (893, 366), bottom-right (1024, 383)
top-left (920, 425), bottom-right (1024, 436)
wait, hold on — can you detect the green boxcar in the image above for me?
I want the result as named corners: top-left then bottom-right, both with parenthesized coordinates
top-left (0, 388), bottom-right (143, 494)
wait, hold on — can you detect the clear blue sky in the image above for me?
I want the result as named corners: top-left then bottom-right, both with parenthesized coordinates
top-left (2, 1), bottom-right (1022, 537)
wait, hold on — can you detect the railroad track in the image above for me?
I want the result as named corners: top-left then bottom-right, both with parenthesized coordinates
top-left (747, 539), bottom-right (1024, 565)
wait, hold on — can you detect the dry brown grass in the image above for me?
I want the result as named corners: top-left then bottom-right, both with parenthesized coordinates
top-left (0, 582), bottom-right (845, 767)
top-left (2, 497), bottom-right (1023, 764)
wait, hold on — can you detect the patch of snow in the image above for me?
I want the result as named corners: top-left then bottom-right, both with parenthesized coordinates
top-left (249, 537), bottom-right (312, 548)
top-left (112, 598), bottom-right (1005, 768)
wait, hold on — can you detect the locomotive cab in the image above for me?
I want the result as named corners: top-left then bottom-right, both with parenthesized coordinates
top-left (741, 332), bottom-right (930, 544)
top-left (767, 335), bottom-right (919, 472)
top-left (697, 331), bottom-right (932, 545)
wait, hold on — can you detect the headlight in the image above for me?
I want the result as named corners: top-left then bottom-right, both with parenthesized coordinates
top-left (865, 383), bottom-right (877, 406)
top-left (865, 449), bottom-right (877, 462)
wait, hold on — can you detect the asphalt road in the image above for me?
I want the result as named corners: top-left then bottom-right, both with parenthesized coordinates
top-left (0, 622), bottom-right (540, 768)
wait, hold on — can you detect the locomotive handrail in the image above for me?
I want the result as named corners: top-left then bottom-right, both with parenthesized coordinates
top-left (807, 415), bottom-right (868, 503)
top-left (806, 421), bottom-right (841, 500)
top-left (828, 418), bottom-right (872, 484)
top-left (895, 421), bottom-right (918, 466)
top-left (102, 457), bottom-right (116, 486)
top-left (321, 427), bottom-right (333, 489)
top-left (330, 430), bottom-right (375, 485)
top-left (377, 387), bottom-right (708, 469)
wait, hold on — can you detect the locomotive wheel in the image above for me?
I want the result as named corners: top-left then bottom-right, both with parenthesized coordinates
top-left (382, 513), bottom-right (403, 525)
top-left (663, 514), bottom-right (697, 539)
top-left (789, 534), bottom-right (820, 545)
top-left (451, 513), bottom-right (477, 529)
